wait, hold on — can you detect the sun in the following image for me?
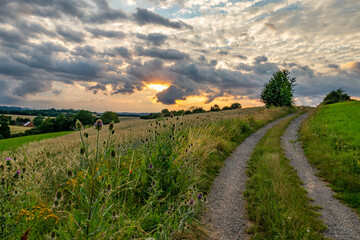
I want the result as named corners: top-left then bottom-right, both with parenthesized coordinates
top-left (147, 83), bottom-right (169, 92)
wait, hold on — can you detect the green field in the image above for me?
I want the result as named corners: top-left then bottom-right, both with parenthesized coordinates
top-left (245, 111), bottom-right (325, 239)
top-left (301, 101), bottom-right (360, 212)
top-left (0, 131), bottom-right (73, 152)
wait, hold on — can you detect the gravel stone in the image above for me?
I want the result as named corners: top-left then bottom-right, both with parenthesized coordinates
top-left (282, 113), bottom-right (360, 240)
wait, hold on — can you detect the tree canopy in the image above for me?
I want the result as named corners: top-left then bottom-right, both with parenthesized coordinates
top-left (101, 111), bottom-right (120, 124)
top-left (260, 70), bottom-right (296, 108)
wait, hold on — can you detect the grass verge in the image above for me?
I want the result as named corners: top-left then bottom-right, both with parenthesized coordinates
top-left (244, 111), bottom-right (326, 239)
top-left (300, 101), bottom-right (360, 213)
top-left (0, 131), bottom-right (73, 152)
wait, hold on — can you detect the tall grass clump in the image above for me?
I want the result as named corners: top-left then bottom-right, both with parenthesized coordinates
top-left (245, 111), bottom-right (325, 239)
top-left (0, 106), bottom-right (294, 239)
top-left (301, 101), bottom-right (360, 212)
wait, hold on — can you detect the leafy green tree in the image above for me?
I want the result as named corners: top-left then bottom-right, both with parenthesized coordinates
top-left (210, 104), bottom-right (221, 111)
top-left (230, 103), bottom-right (242, 109)
top-left (100, 111), bottom-right (120, 124)
top-left (260, 70), bottom-right (296, 107)
top-left (74, 110), bottom-right (95, 125)
top-left (323, 88), bottom-right (351, 105)
top-left (0, 115), bottom-right (11, 139)
top-left (161, 109), bottom-right (170, 117)
top-left (222, 106), bottom-right (231, 110)
top-left (33, 114), bottom-right (44, 127)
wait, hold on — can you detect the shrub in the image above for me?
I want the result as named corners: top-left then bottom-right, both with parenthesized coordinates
top-left (322, 88), bottom-right (351, 105)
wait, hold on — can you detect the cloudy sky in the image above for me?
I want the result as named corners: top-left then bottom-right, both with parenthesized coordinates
top-left (0, 0), bottom-right (359, 112)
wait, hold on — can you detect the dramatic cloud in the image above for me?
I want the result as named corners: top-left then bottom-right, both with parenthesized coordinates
top-left (133, 8), bottom-right (192, 29)
top-left (0, 0), bottom-right (359, 111)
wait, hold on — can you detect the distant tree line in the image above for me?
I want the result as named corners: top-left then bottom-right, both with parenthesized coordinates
top-left (0, 108), bottom-right (86, 117)
top-left (0, 110), bottom-right (120, 139)
top-left (140, 103), bottom-right (242, 119)
top-left (322, 88), bottom-right (351, 105)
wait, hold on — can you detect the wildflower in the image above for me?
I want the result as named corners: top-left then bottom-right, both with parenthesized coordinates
top-left (130, 170), bottom-right (132, 173)
top-left (189, 198), bottom-right (195, 206)
top-left (170, 113), bottom-right (174, 118)
top-left (6, 158), bottom-right (11, 166)
top-left (197, 194), bottom-right (203, 200)
top-left (76, 119), bottom-right (83, 130)
top-left (94, 119), bottom-right (103, 130)
top-left (149, 164), bottom-right (153, 169)
top-left (16, 170), bottom-right (20, 174)
top-left (109, 121), bottom-right (115, 131)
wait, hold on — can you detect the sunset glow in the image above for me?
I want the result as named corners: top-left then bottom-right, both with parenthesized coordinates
top-left (147, 84), bottom-right (170, 92)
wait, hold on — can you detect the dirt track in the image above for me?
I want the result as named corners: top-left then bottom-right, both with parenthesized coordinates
top-left (282, 113), bottom-right (360, 240)
top-left (202, 114), bottom-right (295, 240)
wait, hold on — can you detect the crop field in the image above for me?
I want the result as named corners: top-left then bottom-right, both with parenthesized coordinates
top-left (301, 101), bottom-right (360, 212)
top-left (0, 106), bottom-right (293, 239)
top-left (4, 114), bottom-right (37, 121)
top-left (9, 125), bottom-right (33, 134)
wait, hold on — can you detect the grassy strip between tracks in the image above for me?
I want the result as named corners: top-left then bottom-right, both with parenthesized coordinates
top-left (245, 110), bottom-right (326, 239)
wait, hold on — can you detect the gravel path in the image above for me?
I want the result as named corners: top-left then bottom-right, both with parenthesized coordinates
top-left (282, 113), bottom-right (360, 240)
top-left (202, 114), bottom-right (295, 240)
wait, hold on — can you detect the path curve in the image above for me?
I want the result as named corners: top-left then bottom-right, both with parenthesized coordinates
top-left (202, 113), bottom-right (295, 240)
top-left (282, 113), bottom-right (360, 240)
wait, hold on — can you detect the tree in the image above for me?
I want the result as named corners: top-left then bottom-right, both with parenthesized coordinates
top-left (161, 109), bottom-right (170, 117)
top-left (74, 110), bottom-right (95, 125)
top-left (0, 115), bottom-right (11, 139)
top-left (230, 103), bottom-right (242, 109)
top-left (33, 114), bottom-right (44, 127)
top-left (100, 111), bottom-right (120, 124)
top-left (210, 104), bottom-right (220, 111)
top-left (260, 70), bottom-right (296, 107)
top-left (323, 88), bottom-right (351, 105)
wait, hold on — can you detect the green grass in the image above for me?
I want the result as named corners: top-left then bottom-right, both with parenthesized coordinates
top-left (0, 131), bottom-right (73, 152)
top-left (245, 111), bottom-right (326, 239)
top-left (300, 101), bottom-right (360, 212)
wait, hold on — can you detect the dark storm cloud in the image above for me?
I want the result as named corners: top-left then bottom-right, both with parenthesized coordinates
top-left (86, 27), bottom-right (125, 39)
top-left (0, 28), bottom-right (27, 46)
top-left (155, 85), bottom-right (187, 104)
top-left (86, 0), bottom-right (127, 24)
top-left (234, 55), bottom-right (247, 60)
top-left (133, 8), bottom-right (192, 29)
top-left (56, 26), bottom-right (85, 43)
top-left (0, 57), bottom-right (33, 76)
top-left (218, 50), bottom-right (228, 55)
top-left (71, 46), bottom-right (97, 58)
top-left (328, 64), bottom-right (340, 69)
top-left (136, 33), bottom-right (168, 46)
top-left (254, 55), bottom-right (268, 63)
top-left (13, 80), bottom-right (52, 96)
top-left (136, 47), bottom-right (189, 60)
top-left (31, 42), bottom-right (68, 55)
top-left (105, 47), bottom-right (132, 59)
top-left (89, 83), bottom-right (107, 94)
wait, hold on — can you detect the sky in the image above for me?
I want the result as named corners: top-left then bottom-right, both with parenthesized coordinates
top-left (0, 0), bottom-right (359, 112)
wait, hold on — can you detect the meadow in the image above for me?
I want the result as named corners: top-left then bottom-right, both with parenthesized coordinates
top-left (301, 101), bottom-right (360, 212)
top-left (9, 125), bottom-right (32, 134)
top-left (0, 107), bottom-right (293, 239)
top-left (0, 131), bottom-right (73, 153)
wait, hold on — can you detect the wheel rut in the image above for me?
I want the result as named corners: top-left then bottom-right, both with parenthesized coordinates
top-left (282, 113), bottom-right (360, 240)
top-left (202, 113), bottom-right (295, 240)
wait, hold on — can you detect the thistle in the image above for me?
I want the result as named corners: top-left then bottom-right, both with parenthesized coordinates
top-left (94, 119), bottom-right (103, 130)
top-left (76, 119), bottom-right (83, 130)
